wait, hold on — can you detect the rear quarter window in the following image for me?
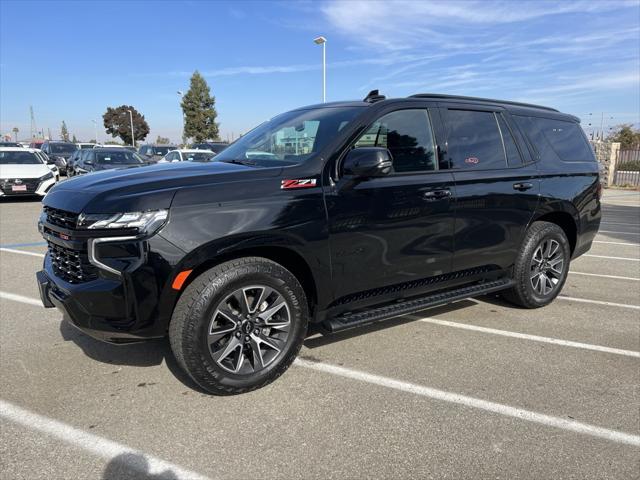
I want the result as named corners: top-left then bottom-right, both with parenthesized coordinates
top-left (514, 116), bottom-right (595, 162)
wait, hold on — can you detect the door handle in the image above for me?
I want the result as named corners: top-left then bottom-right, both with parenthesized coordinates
top-left (423, 189), bottom-right (451, 200)
top-left (513, 182), bottom-right (533, 191)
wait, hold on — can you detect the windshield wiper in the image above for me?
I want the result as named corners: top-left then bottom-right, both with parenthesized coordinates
top-left (220, 159), bottom-right (258, 166)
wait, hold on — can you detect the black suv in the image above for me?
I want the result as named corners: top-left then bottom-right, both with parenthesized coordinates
top-left (41, 141), bottom-right (78, 175)
top-left (36, 92), bottom-right (601, 395)
top-left (72, 148), bottom-right (146, 175)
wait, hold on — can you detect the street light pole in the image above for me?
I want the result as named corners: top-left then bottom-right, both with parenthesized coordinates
top-left (177, 90), bottom-right (185, 146)
top-left (314, 36), bottom-right (327, 103)
top-left (92, 119), bottom-right (98, 144)
top-left (127, 110), bottom-right (135, 148)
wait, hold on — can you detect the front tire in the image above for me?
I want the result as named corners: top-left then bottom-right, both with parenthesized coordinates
top-left (503, 221), bottom-right (570, 308)
top-left (169, 257), bottom-right (308, 395)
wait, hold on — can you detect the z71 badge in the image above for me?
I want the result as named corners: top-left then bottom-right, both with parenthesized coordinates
top-left (280, 179), bottom-right (318, 190)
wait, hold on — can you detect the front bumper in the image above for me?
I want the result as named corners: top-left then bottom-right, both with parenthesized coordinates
top-left (36, 220), bottom-right (185, 343)
top-left (0, 177), bottom-right (56, 197)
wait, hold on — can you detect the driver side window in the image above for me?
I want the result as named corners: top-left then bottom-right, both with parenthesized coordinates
top-left (353, 109), bottom-right (437, 173)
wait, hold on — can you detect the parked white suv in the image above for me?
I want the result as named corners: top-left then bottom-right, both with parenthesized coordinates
top-left (0, 147), bottom-right (58, 197)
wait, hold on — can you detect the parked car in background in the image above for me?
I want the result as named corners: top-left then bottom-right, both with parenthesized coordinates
top-left (41, 141), bottom-right (78, 175)
top-left (76, 143), bottom-right (97, 150)
top-left (29, 140), bottom-right (44, 149)
top-left (158, 149), bottom-right (216, 163)
top-left (138, 144), bottom-right (176, 163)
top-left (73, 147), bottom-right (146, 175)
top-left (33, 150), bottom-right (60, 181)
top-left (0, 142), bottom-right (22, 147)
top-left (66, 149), bottom-right (84, 176)
top-left (192, 141), bottom-right (229, 154)
top-left (0, 147), bottom-right (57, 197)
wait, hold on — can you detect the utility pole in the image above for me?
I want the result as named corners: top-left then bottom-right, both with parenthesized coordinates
top-left (127, 110), bottom-right (135, 147)
top-left (30, 106), bottom-right (37, 139)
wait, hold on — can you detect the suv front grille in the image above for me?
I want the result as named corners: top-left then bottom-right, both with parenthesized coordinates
top-left (48, 242), bottom-right (98, 283)
top-left (44, 206), bottom-right (78, 229)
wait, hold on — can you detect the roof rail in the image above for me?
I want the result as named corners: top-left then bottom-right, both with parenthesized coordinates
top-left (408, 93), bottom-right (559, 112)
top-left (364, 90), bottom-right (386, 103)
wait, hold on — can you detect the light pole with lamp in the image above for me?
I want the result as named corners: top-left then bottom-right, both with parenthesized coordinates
top-left (313, 36), bottom-right (327, 103)
top-left (177, 90), bottom-right (185, 146)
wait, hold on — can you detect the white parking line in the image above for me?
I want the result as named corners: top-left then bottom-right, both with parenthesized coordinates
top-left (414, 317), bottom-right (639, 358)
top-left (584, 254), bottom-right (640, 261)
top-left (570, 271), bottom-right (640, 281)
top-left (0, 399), bottom-right (211, 480)
top-left (558, 296), bottom-right (640, 310)
top-left (0, 291), bottom-right (43, 307)
top-left (0, 247), bottom-right (45, 258)
top-left (601, 222), bottom-right (640, 227)
top-left (295, 359), bottom-right (640, 446)
top-left (593, 241), bottom-right (640, 247)
top-left (598, 230), bottom-right (640, 235)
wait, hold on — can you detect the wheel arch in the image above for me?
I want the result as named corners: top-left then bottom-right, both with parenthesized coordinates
top-left (158, 235), bottom-right (322, 332)
top-left (532, 209), bottom-right (578, 254)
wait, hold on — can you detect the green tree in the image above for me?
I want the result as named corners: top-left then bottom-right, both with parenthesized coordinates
top-left (607, 124), bottom-right (640, 150)
top-left (181, 71), bottom-right (219, 142)
top-left (156, 135), bottom-right (171, 144)
top-left (12, 127), bottom-right (18, 141)
top-left (60, 121), bottom-right (69, 142)
top-left (102, 105), bottom-right (150, 146)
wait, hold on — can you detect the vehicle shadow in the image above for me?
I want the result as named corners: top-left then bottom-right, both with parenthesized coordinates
top-left (58, 319), bottom-right (206, 393)
top-left (0, 195), bottom-right (43, 204)
top-left (102, 453), bottom-right (178, 480)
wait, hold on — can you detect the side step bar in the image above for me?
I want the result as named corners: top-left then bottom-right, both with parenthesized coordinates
top-left (324, 279), bottom-right (513, 333)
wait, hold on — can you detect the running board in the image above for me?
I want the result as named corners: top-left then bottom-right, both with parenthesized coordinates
top-left (324, 279), bottom-right (513, 333)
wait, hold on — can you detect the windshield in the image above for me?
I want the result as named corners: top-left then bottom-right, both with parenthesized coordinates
top-left (209, 144), bottom-right (228, 153)
top-left (96, 151), bottom-right (144, 165)
top-left (183, 152), bottom-right (215, 162)
top-left (215, 106), bottom-right (364, 166)
top-left (153, 146), bottom-right (172, 156)
top-left (50, 143), bottom-right (78, 154)
top-left (0, 151), bottom-right (42, 165)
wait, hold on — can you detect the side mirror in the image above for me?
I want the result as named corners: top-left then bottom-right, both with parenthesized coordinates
top-left (46, 158), bottom-right (56, 165)
top-left (343, 147), bottom-right (393, 178)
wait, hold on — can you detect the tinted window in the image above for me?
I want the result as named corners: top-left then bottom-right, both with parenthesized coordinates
top-left (354, 109), bottom-right (436, 173)
top-left (95, 151), bottom-right (143, 165)
top-left (152, 146), bottom-right (172, 156)
top-left (444, 110), bottom-right (506, 170)
top-left (183, 152), bottom-right (215, 162)
top-left (514, 116), bottom-right (594, 162)
top-left (496, 114), bottom-right (523, 166)
top-left (0, 151), bottom-right (41, 164)
top-left (50, 143), bottom-right (78, 154)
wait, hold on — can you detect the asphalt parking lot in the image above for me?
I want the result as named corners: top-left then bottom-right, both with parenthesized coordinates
top-left (1, 188), bottom-right (638, 479)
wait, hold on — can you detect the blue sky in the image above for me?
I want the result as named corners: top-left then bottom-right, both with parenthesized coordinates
top-left (1, 0), bottom-right (639, 143)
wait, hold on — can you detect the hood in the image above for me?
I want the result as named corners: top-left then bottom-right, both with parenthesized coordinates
top-left (0, 163), bottom-right (51, 179)
top-left (43, 160), bottom-right (282, 214)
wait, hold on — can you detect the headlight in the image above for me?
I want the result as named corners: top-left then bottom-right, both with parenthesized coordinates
top-left (77, 209), bottom-right (168, 233)
top-left (39, 171), bottom-right (54, 180)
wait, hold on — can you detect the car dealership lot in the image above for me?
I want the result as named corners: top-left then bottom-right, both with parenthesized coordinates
top-left (1, 191), bottom-right (639, 479)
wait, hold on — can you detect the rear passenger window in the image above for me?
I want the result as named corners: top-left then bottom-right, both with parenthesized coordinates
top-left (444, 110), bottom-right (506, 169)
top-left (354, 109), bottom-right (437, 173)
top-left (496, 114), bottom-right (523, 166)
top-left (514, 116), bottom-right (595, 162)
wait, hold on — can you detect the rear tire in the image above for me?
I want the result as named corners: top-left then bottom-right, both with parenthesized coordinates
top-left (169, 257), bottom-right (308, 395)
top-left (503, 221), bottom-right (570, 308)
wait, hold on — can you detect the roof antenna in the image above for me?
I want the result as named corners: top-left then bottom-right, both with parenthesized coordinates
top-left (364, 89), bottom-right (386, 103)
